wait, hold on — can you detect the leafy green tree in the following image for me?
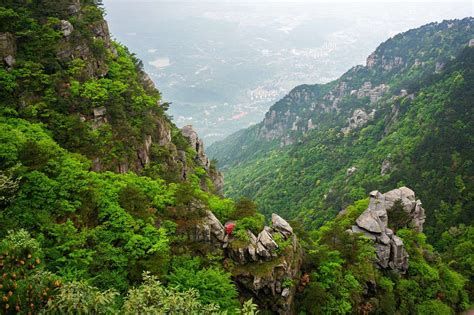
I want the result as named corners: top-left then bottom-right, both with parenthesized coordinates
top-left (122, 272), bottom-right (220, 314)
top-left (44, 281), bottom-right (118, 314)
top-left (167, 266), bottom-right (239, 311)
top-left (0, 230), bottom-right (61, 314)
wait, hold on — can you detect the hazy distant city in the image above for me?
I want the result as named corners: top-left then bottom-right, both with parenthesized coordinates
top-left (103, 1), bottom-right (471, 144)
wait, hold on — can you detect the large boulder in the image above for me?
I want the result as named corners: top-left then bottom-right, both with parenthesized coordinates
top-left (195, 210), bottom-right (226, 243)
top-left (348, 187), bottom-right (426, 273)
top-left (272, 213), bottom-right (293, 238)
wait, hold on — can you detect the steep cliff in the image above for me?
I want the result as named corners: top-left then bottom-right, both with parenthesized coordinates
top-left (0, 0), bottom-right (223, 191)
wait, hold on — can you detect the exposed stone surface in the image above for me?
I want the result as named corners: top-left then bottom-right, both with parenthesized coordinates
top-left (469, 38), bottom-right (474, 47)
top-left (194, 210), bottom-right (301, 314)
top-left (228, 219), bottom-right (301, 315)
top-left (209, 168), bottom-right (225, 194)
top-left (272, 213), bottom-right (293, 238)
top-left (137, 135), bottom-right (152, 168)
top-left (193, 210), bottom-right (226, 243)
top-left (92, 107), bottom-right (107, 129)
top-left (346, 166), bottom-right (357, 176)
top-left (156, 118), bottom-right (171, 146)
top-left (180, 125), bottom-right (225, 191)
top-left (366, 52), bottom-right (405, 71)
top-left (435, 61), bottom-right (445, 73)
top-left (0, 32), bottom-right (16, 68)
top-left (59, 20), bottom-right (74, 37)
top-left (342, 108), bottom-right (376, 134)
top-left (366, 52), bottom-right (376, 68)
top-left (348, 187), bottom-right (426, 272)
top-left (4, 55), bottom-right (15, 68)
top-left (381, 158), bottom-right (391, 175)
top-left (139, 71), bottom-right (156, 91)
top-left (181, 125), bottom-right (210, 168)
top-left (355, 82), bottom-right (389, 103)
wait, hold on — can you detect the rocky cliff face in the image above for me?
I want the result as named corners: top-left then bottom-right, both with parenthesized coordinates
top-left (181, 125), bottom-right (224, 192)
top-left (0, 32), bottom-right (16, 68)
top-left (348, 187), bottom-right (426, 272)
top-left (192, 212), bottom-right (302, 314)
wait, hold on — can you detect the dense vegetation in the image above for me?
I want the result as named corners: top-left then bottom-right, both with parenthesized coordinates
top-left (0, 1), bottom-right (472, 314)
top-left (0, 1), bottom-right (259, 313)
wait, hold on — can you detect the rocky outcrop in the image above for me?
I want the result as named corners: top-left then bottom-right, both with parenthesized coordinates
top-left (209, 168), bottom-right (225, 194)
top-left (365, 51), bottom-right (405, 71)
top-left (193, 211), bottom-right (301, 314)
top-left (192, 210), bottom-right (226, 244)
top-left (181, 125), bottom-right (224, 191)
top-left (227, 214), bottom-right (302, 314)
top-left (58, 20), bottom-right (74, 37)
top-left (380, 158), bottom-right (391, 176)
top-left (272, 213), bottom-right (293, 238)
top-left (346, 166), bottom-right (357, 176)
top-left (348, 187), bottom-right (426, 272)
top-left (55, 4), bottom-right (114, 78)
top-left (341, 108), bottom-right (375, 134)
top-left (0, 32), bottom-right (16, 68)
top-left (181, 125), bottom-right (210, 169)
top-left (354, 81), bottom-right (389, 103)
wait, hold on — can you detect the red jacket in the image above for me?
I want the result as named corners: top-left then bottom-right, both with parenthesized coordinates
top-left (225, 223), bottom-right (236, 235)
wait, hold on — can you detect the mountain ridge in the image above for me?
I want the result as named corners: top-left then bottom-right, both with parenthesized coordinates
top-left (208, 18), bottom-right (474, 240)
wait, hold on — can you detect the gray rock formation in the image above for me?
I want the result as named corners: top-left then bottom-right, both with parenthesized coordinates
top-left (272, 213), bottom-right (293, 238)
top-left (181, 125), bottom-right (224, 192)
top-left (346, 166), bottom-right (357, 176)
top-left (0, 32), bottom-right (16, 68)
top-left (348, 187), bottom-right (426, 272)
top-left (193, 210), bottom-right (301, 314)
top-left (181, 125), bottom-right (210, 169)
top-left (342, 108), bottom-right (375, 134)
top-left (59, 20), bottom-right (74, 37)
top-left (156, 118), bottom-right (172, 146)
top-left (193, 210), bottom-right (226, 243)
top-left (355, 82), bottom-right (389, 103)
top-left (228, 216), bottom-right (301, 314)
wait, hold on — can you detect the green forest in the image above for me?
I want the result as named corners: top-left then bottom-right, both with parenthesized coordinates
top-left (0, 1), bottom-right (473, 314)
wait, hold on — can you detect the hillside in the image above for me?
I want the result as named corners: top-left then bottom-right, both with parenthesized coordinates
top-left (0, 1), bottom-right (302, 313)
top-left (0, 2), bottom-right (473, 314)
top-left (208, 18), bottom-right (474, 239)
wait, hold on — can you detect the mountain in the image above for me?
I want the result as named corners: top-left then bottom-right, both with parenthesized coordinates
top-left (0, 1), bottom-right (302, 313)
top-left (208, 18), bottom-right (474, 239)
top-left (103, 1), bottom-right (470, 144)
top-left (0, 1), bottom-right (472, 314)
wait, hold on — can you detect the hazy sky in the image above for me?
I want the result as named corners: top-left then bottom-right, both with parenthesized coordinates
top-left (104, 0), bottom-right (471, 3)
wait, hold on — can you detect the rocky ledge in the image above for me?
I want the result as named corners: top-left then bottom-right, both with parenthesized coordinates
top-left (192, 212), bottom-right (301, 314)
top-left (348, 187), bottom-right (426, 272)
